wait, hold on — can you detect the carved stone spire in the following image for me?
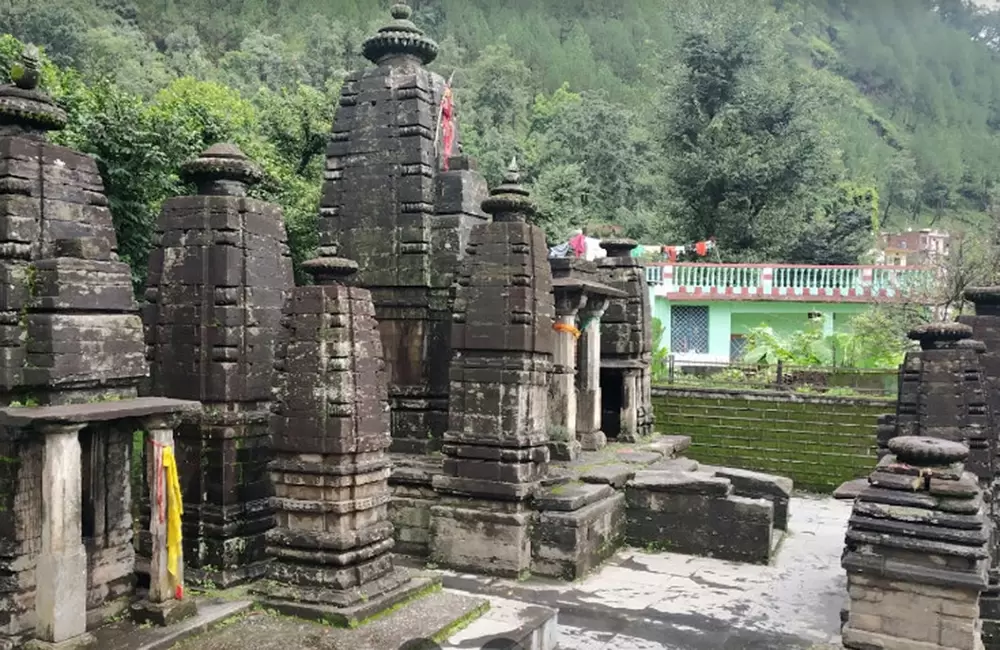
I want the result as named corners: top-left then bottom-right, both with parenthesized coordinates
top-left (0, 44), bottom-right (67, 138)
top-left (481, 157), bottom-right (536, 223)
top-left (362, 3), bottom-right (439, 65)
top-left (179, 143), bottom-right (263, 197)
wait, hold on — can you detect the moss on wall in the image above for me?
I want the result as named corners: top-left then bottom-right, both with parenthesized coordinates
top-left (653, 387), bottom-right (891, 493)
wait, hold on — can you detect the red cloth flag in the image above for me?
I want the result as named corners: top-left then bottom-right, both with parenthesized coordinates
top-left (570, 233), bottom-right (586, 258)
top-left (695, 240), bottom-right (708, 256)
top-left (441, 85), bottom-right (455, 170)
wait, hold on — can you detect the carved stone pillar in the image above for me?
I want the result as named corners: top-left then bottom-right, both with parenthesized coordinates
top-left (132, 415), bottom-right (196, 626)
top-left (33, 423), bottom-right (92, 649)
top-left (549, 284), bottom-right (587, 461)
top-left (620, 369), bottom-right (640, 443)
top-left (576, 297), bottom-right (609, 451)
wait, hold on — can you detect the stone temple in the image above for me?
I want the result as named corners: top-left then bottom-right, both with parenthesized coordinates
top-left (0, 6), bottom-right (864, 649)
top-left (317, 2), bottom-right (488, 455)
top-left (144, 143), bottom-right (294, 587)
top-left (0, 46), bottom-right (197, 650)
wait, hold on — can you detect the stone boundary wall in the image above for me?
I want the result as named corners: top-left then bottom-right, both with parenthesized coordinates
top-left (652, 386), bottom-right (891, 493)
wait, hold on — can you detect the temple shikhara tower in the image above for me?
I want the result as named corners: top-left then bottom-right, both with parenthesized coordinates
top-left (318, 3), bottom-right (488, 454)
top-left (430, 161), bottom-right (555, 576)
top-left (143, 144), bottom-right (294, 586)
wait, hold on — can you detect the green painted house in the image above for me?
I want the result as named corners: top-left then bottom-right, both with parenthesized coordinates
top-left (645, 263), bottom-right (933, 363)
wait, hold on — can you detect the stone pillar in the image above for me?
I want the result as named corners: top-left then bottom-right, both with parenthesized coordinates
top-left (576, 297), bottom-right (609, 451)
top-left (132, 416), bottom-right (195, 626)
top-left (253, 254), bottom-right (434, 625)
top-left (621, 370), bottom-right (639, 442)
top-left (842, 436), bottom-right (990, 650)
top-left (32, 423), bottom-right (92, 649)
top-left (431, 161), bottom-right (553, 577)
top-left (549, 286), bottom-right (586, 461)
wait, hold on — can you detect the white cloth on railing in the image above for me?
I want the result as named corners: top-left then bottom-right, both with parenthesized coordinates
top-left (584, 237), bottom-right (607, 261)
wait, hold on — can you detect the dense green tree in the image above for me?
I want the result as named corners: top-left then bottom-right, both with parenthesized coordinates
top-left (3, 0), bottom-right (1000, 282)
top-left (659, 0), bottom-right (848, 261)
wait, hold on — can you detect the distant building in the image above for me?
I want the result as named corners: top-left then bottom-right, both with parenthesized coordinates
top-left (645, 262), bottom-right (935, 364)
top-left (876, 229), bottom-right (950, 266)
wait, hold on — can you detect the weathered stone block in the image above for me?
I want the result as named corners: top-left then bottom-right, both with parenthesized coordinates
top-left (625, 480), bottom-right (774, 564)
top-left (429, 501), bottom-right (534, 577)
top-left (712, 467), bottom-right (793, 530)
top-left (531, 492), bottom-right (625, 580)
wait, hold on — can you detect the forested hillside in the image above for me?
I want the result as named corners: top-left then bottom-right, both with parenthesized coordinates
top-left (2, 0), bottom-right (1000, 282)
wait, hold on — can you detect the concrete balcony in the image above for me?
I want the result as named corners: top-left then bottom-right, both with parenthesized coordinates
top-left (644, 263), bottom-right (935, 303)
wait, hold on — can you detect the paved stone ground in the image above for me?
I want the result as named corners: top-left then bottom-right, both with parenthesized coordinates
top-left (104, 495), bottom-right (850, 649)
top-left (431, 494), bottom-right (851, 649)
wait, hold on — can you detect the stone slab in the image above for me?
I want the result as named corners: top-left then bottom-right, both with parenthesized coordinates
top-left (130, 598), bottom-right (198, 627)
top-left (712, 467), bottom-right (792, 530)
top-left (441, 591), bottom-right (558, 650)
top-left (614, 450), bottom-right (662, 465)
top-left (642, 435), bottom-right (692, 457)
top-left (578, 464), bottom-right (636, 489)
top-left (24, 635), bottom-right (95, 650)
top-left (833, 478), bottom-right (868, 500)
top-left (89, 598), bottom-right (251, 650)
top-left (646, 457), bottom-right (699, 473)
top-left (140, 589), bottom-right (493, 650)
top-left (0, 397), bottom-right (201, 427)
top-left (713, 467), bottom-right (793, 497)
top-left (629, 471), bottom-right (732, 497)
top-left (535, 483), bottom-right (614, 512)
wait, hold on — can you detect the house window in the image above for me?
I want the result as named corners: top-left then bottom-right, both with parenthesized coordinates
top-left (730, 335), bottom-right (747, 361)
top-left (671, 306), bottom-right (709, 354)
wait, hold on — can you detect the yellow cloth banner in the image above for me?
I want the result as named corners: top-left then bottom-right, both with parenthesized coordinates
top-left (161, 445), bottom-right (184, 591)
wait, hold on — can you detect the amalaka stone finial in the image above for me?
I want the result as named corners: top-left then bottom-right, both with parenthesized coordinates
top-left (964, 285), bottom-right (1000, 317)
top-left (180, 143), bottom-right (263, 197)
top-left (887, 436), bottom-right (969, 467)
top-left (907, 321), bottom-right (973, 350)
top-left (0, 43), bottom-right (67, 137)
top-left (600, 238), bottom-right (638, 259)
top-left (481, 157), bottom-right (536, 223)
top-left (362, 1), bottom-right (439, 66)
top-left (301, 255), bottom-right (359, 286)
top-left (11, 44), bottom-right (41, 91)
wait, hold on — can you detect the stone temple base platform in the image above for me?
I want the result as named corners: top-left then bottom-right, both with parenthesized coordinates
top-left (112, 586), bottom-right (558, 650)
top-left (390, 434), bottom-right (793, 575)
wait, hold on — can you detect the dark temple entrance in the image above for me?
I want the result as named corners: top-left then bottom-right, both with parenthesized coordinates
top-left (600, 368), bottom-right (624, 439)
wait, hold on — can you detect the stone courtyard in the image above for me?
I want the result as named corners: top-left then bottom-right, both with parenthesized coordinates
top-left (89, 495), bottom-right (849, 650)
top-left (2, 3), bottom-right (1000, 650)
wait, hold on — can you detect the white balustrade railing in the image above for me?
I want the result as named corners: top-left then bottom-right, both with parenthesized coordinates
top-left (644, 263), bottom-right (934, 299)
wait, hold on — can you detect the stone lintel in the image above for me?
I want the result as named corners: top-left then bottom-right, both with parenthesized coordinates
top-left (600, 359), bottom-right (647, 370)
top-left (0, 397), bottom-right (200, 428)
